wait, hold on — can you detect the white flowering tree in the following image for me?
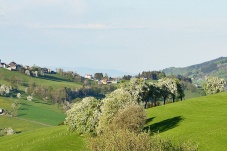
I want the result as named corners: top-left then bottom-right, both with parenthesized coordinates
top-left (25, 70), bottom-right (30, 76)
top-left (158, 78), bottom-right (179, 102)
top-left (17, 93), bottom-right (21, 98)
top-left (97, 88), bottom-right (141, 133)
top-left (27, 95), bottom-right (33, 101)
top-left (203, 77), bottom-right (226, 95)
top-left (0, 84), bottom-right (10, 96)
top-left (0, 127), bottom-right (15, 136)
top-left (120, 78), bottom-right (146, 103)
top-left (65, 97), bottom-right (102, 134)
top-left (157, 81), bottom-right (170, 105)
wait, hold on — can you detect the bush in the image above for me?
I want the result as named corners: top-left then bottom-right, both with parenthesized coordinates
top-left (0, 127), bottom-right (15, 136)
top-left (65, 97), bottom-right (102, 135)
top-left (97, 89), bottom-right (139, 134)
top-left (88, 129), bottom-right (152, 151)
top-left (88, 130), bottom-right (198, 151)
top-left (110, 103), bottom-right (146, 133)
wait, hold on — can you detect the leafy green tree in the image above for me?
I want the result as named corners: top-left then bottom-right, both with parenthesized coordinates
top-left (157, 83), bottom-right (170, 105)
top-left (203, 77), bottom-right (226, 95)
top-left (122, 75), bottom-right (132, 80)
top-left (65, 97), bottom-right (102, 134)
top-left (177, 82), bottom-right (185, 100)
top-left (143, 83), bottom-right (161, 107)
top-left (94, 73), bottom-right (103, 80)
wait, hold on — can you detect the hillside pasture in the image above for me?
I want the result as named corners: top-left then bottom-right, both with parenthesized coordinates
top-left (0, 68), bottom-right (82, 90)
top-left (0, 126), bottom-right (86, 151)
top-left (146, 92), bottom-right (227, 151)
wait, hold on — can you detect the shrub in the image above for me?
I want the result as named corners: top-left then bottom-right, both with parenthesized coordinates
top-left (0, 127), bottom-right (15, 136)
top-left (17, 93), bottom-right (21, 98)
top-left (110, 103), bottom-right (146, 133)
top-left (65, 97), bottom-right (102, 135)
top-left (88, 130), bottom-right (198, 151)
top-left (88, 129), bottom-right (152, 151)
top-left (27, 95), bottom-right (33, 101)
top-left (97, 89), bottom-right (139, 134)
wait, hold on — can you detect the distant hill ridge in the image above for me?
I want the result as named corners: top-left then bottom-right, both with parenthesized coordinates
top-left (163, 57), bottom-right (227, 82)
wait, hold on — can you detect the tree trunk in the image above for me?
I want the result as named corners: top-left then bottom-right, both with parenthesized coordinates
top-left (145, 101), bottom-right (148, 108)
top-left (163, 97), bottom-right (166, 105)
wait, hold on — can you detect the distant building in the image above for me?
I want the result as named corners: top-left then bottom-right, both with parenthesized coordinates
top-left (24, 65), bottom-right (30, 70)
top-left (8, 61), bottom-right (21, 70)
top-left (41, 68), bottom-right (50, 73)
top-left (101, 79), bottom-right (108, 84)
top-left (0, 59), bottom-right (7, 68)
top-left (85, 74), bottom-right (93, 79)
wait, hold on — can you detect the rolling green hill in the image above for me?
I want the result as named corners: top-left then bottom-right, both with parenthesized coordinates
top-left (163, 57), bottom-right (227, 84)
top-left (0, 68), bottom-right (83, 90)
top-left (0, 126), bottom-right (86, 151)
top-left (146, 92), bottom-right (227, 151)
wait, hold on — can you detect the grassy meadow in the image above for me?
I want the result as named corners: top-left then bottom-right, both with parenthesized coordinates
top-left (146, 92), bottom-right (227, 151)
top-left (0, 126), bottom-right (86, 151)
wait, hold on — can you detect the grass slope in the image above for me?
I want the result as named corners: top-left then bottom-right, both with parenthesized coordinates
top-left (17, 98), bottom-right (66, 126)
top-left (146, 92), bottom-right (227, 151)
top-left (0, 68), bottom-right (82, 90)
top-left (0, 116), bottom-right (46, 134)
top-left (0, 126), bottom-right (86, 151)
top-left (0, 96), bottom-right (66, 126)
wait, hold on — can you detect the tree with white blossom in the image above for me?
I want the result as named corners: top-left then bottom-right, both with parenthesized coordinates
top-left (0, 84), bottom-right (10, 96)
top-left (97, 88), bottom-right (142, 134)
top-left (65, 97), bottom-right (102, 134)
top-left (203, 77), bottom-right (226, 95)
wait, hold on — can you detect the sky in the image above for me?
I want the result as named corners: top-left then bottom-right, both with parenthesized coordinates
top-left (1, 0), bottom-right (227, 74)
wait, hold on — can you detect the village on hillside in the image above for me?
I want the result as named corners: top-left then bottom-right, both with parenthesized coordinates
top-left (0, 59), bottom-right (120, 85)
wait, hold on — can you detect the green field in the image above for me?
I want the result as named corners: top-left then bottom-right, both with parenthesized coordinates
top-left (1, 92), bottom-right (227, 150)
top-left (0, 116), bottom-right (46, 134)
top-left (0, 126), bottom-right (86, 151)
top-left (0, 96), bottom-right (66, 126)
top-left (146, 92), bottom-right (227, 151)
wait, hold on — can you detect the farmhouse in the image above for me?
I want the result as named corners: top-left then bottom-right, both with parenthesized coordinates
top-left (85, 74), bottom-right (93, 79)
top-left (0, 59), bottom-right (7, 68)
top-left (8, 61), bottom-right (21, 70)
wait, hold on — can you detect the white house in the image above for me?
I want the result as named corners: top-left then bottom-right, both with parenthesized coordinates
top-left (85, 74), bottom-right (93, 79)
top-left (0, 59), bottom-right (7, 68)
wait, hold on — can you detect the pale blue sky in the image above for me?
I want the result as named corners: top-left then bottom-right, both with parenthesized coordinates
top-left (1, 0), bottom-right (227, 74)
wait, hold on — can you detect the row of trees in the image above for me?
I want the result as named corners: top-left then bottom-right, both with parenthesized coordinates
top-left (137, 71), bottom-right (166, 80)
top-left (25, 81), bottom-right (116, 106)
top-left (65, 78), bottom-right (184, 135)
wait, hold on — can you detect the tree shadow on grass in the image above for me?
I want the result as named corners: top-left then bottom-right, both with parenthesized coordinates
top-left (20, 103), bottom-right (31, 106)
top-left (144, 116), bottom-right (184, 134)
top-left (19, 108), bottom-right (28, 111)
top-left (146, 117), bottom-right (156, 124)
